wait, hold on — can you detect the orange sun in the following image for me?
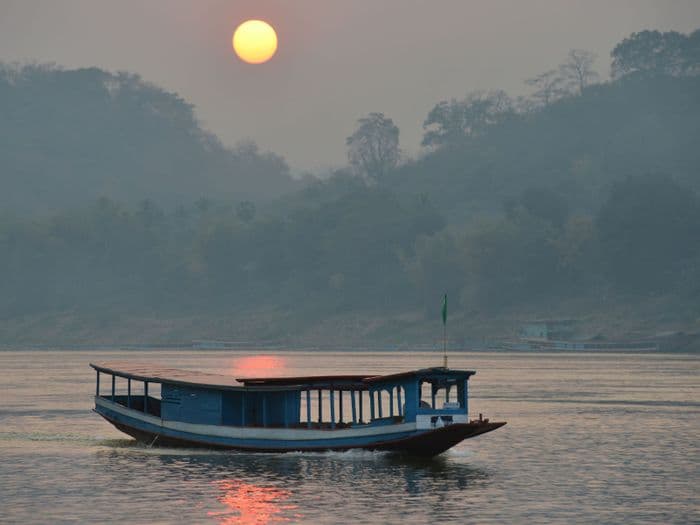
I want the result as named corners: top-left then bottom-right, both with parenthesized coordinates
top-left (232, 20), bottom-right (278, 64)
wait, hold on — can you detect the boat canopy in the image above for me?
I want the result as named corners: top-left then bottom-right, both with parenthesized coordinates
top-left (90, 363), bottom-right (475, 392)
top-left (364, 368), bottom-right (475, 386)
top-left (91, 362), bottom-right (241, 390)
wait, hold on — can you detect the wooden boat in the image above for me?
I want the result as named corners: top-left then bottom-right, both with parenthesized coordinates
top-left (90, 362), bottom-right (505, 457)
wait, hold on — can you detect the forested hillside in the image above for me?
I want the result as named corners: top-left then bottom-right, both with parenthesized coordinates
top-left (390, 73), bottom-right (700, 223)
top-left (0, 64), bottom-right (296, 214)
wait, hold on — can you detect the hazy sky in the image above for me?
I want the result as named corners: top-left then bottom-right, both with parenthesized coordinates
top-left (1, 1), bottom-right (699, 171)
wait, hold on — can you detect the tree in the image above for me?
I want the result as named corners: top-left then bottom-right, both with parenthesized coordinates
top-left (611, 30), bottom-right (689, 79)
top-left (524, 50), bottom-right (598, 107)
top-left (346, 113), bottom-right (400, 180)
top-left (553, 216), bottom-right (599, 280)
top-left (465, 215), bottom-right (562, 309)
top-left (235, 201), bottom-right (256, 223)
top-left (681, 29), bottom-right (700, 76)
top-left (525, 69), bottom-right (566, 107)
top-left (422, 90), bottom-right (514, 148)
top-left (597, 174), bottom-right (700, 291)
top-left (559, 49), bottom-right (599, 95)
top-left (401, 231), bottom-right (465, 317)
top-left (505, 187), bottom-right (569, 228)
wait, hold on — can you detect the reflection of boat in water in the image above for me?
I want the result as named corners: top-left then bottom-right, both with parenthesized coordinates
top-left (91, 362), bottom-right (505, 457)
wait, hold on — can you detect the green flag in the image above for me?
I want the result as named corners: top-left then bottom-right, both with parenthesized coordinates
top-left (441, 293), bottom-right (447, 325)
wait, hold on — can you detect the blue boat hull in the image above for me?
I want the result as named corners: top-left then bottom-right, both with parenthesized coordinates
top-left (96, 402), bottom-right (505, 457)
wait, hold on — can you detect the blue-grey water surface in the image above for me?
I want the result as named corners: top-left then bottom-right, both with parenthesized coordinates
top-left (1, 350), bottom-right (698, 524)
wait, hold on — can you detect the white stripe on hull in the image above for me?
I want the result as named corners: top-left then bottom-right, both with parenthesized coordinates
top-left (96, 397), bottom-right (417, 441)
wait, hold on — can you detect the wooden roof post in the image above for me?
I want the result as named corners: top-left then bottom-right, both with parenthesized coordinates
top-left (397, 386), bottom-right (402, 417)
top-left (338, 390), bottom-right (343, 424)
top-left (306, 390), bottom-right (311, 428)
top-left (330, 390), bottom-right (336, 429)
top-left (351, 390), bottom-right (357, 424)
top-left (463, 379), bottom-right (469, 415)
top-left (359, 390), bottom-right (364, 423)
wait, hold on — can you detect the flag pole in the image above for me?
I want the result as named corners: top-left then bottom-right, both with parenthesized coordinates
top-left (443, 319), bottom-right (447, 368)
top-left (441, 293), bottom-right (448, 368)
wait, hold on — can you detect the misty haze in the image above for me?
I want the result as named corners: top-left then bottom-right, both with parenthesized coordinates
top-left (1, 2), bottom-right (699, 524)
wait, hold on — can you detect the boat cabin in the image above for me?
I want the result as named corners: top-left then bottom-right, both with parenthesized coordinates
top-left (91, 362), bottom-right (475, 431)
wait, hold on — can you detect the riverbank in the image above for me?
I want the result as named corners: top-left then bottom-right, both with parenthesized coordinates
top-left (1, 294), bottom-right (698, 352)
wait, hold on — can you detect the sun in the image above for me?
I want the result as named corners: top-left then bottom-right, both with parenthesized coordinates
top-left (232, 20), bottom-right (278, 65)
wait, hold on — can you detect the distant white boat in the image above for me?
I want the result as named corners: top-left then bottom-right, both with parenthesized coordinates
top-left (497, 339), bottom-right (659, 352)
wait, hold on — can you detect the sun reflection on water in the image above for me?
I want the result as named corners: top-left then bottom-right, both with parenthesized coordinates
top-left (230, 355), bottom-right (288, 379)
top-left (208, 479), bottom-right (299, 524)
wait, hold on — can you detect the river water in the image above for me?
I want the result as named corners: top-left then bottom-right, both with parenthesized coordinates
top-left (1, 350), bottom-right (698, 524)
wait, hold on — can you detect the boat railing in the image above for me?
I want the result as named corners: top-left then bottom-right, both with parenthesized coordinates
top-left (469, 413), bottom-right (490, 423)
top-left (94, 366), bottom-right (165, 419)
top-left (97, 394), bottom-right (162, 418)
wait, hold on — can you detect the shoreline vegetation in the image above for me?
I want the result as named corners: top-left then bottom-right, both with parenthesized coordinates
top-left (0, 304), bottom-right (697, 352)
top-left (1, 29), bottom-right (699, 350)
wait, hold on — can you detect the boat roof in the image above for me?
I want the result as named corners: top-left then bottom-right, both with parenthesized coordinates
top-left (90, 362), bottom-right (476, 391)
top-left (91, 362), bottom-right (242, 389)
top-left (363, 367), bottom-right (475, 384)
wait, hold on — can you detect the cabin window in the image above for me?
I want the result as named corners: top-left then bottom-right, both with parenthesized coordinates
top-left (419, 379), bottom-right (468, 411)
top-left (297, 388), bottom-right (375, 428)
top-left (369, 386), bottom-right (405, 421)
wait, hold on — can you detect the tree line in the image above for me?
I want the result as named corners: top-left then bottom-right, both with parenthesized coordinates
top-left (1, 171), bottom-right (698, 323)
